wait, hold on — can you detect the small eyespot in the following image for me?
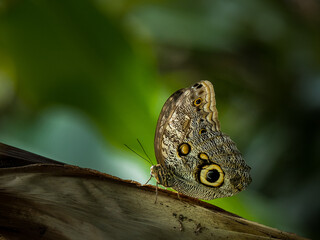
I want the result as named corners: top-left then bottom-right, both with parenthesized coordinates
top-left (193, 98), bottom-right (202, 106)
top-left (199, 164), bottom-right (224, 187)
top-left (178, 143), bottom-right (191, 157)
top-left (199, 153), bottom-right (209, 160)
top-left (199, 128), bottom-right (207, 135)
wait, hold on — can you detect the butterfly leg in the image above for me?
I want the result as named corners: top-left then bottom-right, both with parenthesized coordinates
top-left (176, 192), bottom-right (181, 200)
top-left (144, 174), bottom-right (152, 185)
top-left (154, 182), bottom-right (158, 204)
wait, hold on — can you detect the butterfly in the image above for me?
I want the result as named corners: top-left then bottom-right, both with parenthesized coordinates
top-left (151, 80), bottom-right (251, 200)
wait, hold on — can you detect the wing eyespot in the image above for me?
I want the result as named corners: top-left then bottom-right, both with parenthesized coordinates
top-left (199, 164), bottom-right (224, 187)
top-left (177, 143), bottom-right (191, 157)
top-left (198, 152), bottom-right (209, 160)
top-left (193, 98), bottom-right (202, 106)
top-left (199, 128), bottom-right (207, 135)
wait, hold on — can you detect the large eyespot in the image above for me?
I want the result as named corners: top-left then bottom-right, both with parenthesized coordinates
top-left (199, 164), bottom-right (224, 187)
top-left (199, 128), bottom-right (207, 135)
top-left (178, 143), bottom-right (191, 157)
top-left (193, 98), bottom-right (202, 106)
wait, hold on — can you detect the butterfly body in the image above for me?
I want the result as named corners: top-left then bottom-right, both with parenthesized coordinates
top-left (152, 80), bottom-right (251, 200)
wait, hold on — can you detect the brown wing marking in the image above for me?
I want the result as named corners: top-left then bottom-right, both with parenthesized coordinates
top-left (154, 89), bottom-right (186, 167)
top-left (198, 80), bottom-right (220, 131)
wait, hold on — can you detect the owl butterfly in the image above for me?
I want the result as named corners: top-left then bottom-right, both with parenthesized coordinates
top-left (151, 80), bottom-right (251, 200)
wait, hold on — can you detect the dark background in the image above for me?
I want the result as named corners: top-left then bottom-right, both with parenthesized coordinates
top-left (0, 1), bottom-right (319, 238)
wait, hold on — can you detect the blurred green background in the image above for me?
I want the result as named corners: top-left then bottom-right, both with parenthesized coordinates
top-left (0, 0), bottom-right (319, 238)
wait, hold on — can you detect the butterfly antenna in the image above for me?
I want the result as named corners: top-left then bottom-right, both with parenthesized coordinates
top-left (136, 139), bottom-right (154, 166)
top-left (124, 144), bottom-right (153, 165)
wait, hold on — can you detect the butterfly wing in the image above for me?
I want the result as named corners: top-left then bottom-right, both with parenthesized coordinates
top-left (153, 80), bottom-right (251, 199)
top-left (154, 80), bottom-right (219, 167)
